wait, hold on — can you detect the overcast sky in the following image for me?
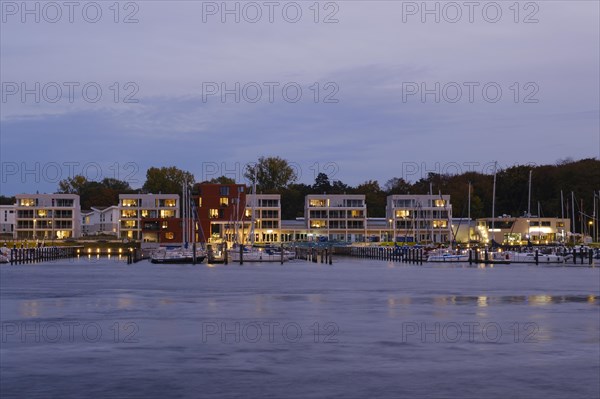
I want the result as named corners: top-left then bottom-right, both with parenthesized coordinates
top-left (1, 1), bottom-right (599, 195)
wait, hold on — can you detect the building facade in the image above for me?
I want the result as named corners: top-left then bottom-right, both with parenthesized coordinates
top-left (476, 216), bottom-right (571, 245)
top-left (305, 194), bottom-right (367, 242)
top-left (0, 205), bottom-right (16, 238)
top-left (386, 194), bottom-right (452, 244)
top-left (14, 194), bottom-right (81, 239)
top-left (194, 183), bottom-right (248, 243)
top-left (118, 194), bottom-right (179, 240)
top-left (81, 206), bottom-right (119, 236)
top-left (245, 193), bottom-right (282, 244)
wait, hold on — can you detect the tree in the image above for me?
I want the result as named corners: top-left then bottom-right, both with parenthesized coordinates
top-left (58, 175), bottom-right (88, 194)
top-left (244, 156), bottom-right (298, 193)
top-left (57, 176), bottom-right (133, 209)
top-left (384, 177), bottom-right (411, 194)
top-left (208, 176), bottom-right (236, 184)
top-left (0, 196), bottom-right (15, 205)
top-left (143, 166), bottom-right (195, 196)
top-left (313, 172), bottom-right (332, 193)
top-left (354, 180), bottom-right (386, 217)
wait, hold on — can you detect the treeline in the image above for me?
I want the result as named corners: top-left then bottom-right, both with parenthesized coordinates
top-left (3, 157), bottom-right (597, 221)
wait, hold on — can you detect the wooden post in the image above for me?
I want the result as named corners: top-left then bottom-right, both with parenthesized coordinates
top-left (468, 249), bottom-right (472, 265)
top-left (589, 249), bottom-right (593, 265)
top-left (192, 242), bottom-right (197, 265)
top-left (280, 244), bottom-right (284, 265)
top-left (535, 250), bottom-right (539, 265)
top-left (240, 245), bottom-right (244, 265)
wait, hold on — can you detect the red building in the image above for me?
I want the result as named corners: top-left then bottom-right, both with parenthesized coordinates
top-left (193, 183), bottom-right (249, 243)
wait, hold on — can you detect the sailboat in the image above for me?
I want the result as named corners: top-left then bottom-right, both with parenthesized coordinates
top-left (151, 180), bottom-right (206, 264)
top-left (229, 180), bottom-right (291, 263)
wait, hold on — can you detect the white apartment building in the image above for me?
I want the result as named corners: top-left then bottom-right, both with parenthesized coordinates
top-left (81, 206), bottom-right (119, 236)
top-left (0, 204), bottom-right (16, 238)
top-left (14, 194), bottom-right (81, 239)
top-left (476, 216), bottom-right (571, 245)
top-left (118, 194), bottom-right (179, 240)
top-left (244, 193), bottom-right (281, 243)
top-left (386, 194), bottom-right (452, 244)
top-left (305, 194), bottom-right (366, 242)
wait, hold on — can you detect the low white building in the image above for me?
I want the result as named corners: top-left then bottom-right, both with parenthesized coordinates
top-left (81, 206), bottom-right (119, 236)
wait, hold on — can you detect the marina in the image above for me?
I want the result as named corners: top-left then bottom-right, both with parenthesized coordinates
top-left (1, 257), bottom-right (598, 398)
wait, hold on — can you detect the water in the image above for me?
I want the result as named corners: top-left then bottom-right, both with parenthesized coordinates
top-left (1, 257), bottom-right (599, 399)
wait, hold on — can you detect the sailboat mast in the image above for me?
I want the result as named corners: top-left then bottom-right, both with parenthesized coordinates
top-left (491, 162), bottom-right (497, 245)
top-left (571, 191), bottom-right (576, 243)
top-left (527, 170), bottom-right (532, 217)
top-left (560, 190), bottom-right (565, 243)
top-left (467, 181), bottom-right (471, 221)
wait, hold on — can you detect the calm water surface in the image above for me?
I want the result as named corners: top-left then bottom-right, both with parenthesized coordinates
top-left (1, 257), bottom-right (599, 398)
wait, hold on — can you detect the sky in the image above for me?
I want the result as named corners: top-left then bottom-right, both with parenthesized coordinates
top-left (1, 0), bottom-right (599, 195)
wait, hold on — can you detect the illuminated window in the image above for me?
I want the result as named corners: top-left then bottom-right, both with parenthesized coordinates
top-left (165, 232), bottom-right (175, 240)
top-left (36, 210), bottom-right (48, 218)
top-left (310, 220), bottom-right (326, 228)
top-left (19, 198), bottom-right (36, 207)
top-left (121, 199), bottom-right (139, 207)
top-left (220, 197), bottom-right (229, 206)
top-left (160, 210), bottom-right (175, 218)
top-left (209, 209), bottom-right (219, 218)
top-left (164, 199), bottom-right (176, 207)
top-left (121, 210), bottom-right (138, 218)
top-left (349, 210), bottom-right (363, 218)
top-left (198, 197), bottom-right (202, 207)
top-left (434, 199), bottom-right (446, 207)
top-left (162, 221), bottom-right (168, 229)
top-left (433, 220), bottom-right (447, 228)
top-left (309, 199), bottom-right (327, 207)
top-left (557, 222), bottom-right (564, 228)
top-left (395, 210), bottom-right (410, 218)
top-left (245, 209), bottom-right (251, 217)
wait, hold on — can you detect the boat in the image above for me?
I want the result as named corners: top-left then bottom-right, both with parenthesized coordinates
top-left (150, 247), bottom-right (206, 264)
top-left (150, 180), bottom-right (207, 264)
top-left (492, 250), bottom-right (565, 264)
top-left (427, 248), bottom-right (470, 262)
top-left (0, 247), bottom-right (9, 264)
top-left (229, 245), bottom-right (289, 263)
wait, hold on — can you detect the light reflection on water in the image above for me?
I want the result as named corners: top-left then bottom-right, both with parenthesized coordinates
top-left (1, 258), bottom-right (599, 399)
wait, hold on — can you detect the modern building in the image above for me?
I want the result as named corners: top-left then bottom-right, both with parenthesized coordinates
top-left (305, 194), bottom-right (367, 242)
top-left (14, 194), bottom-right (81, 239)
top-left (244, 193), bottom-right (282, 243)
top-left (118, 194), bottom-right (179, 240)
top-left (193, 183), bottom-right (248, 244)
top-left (140, 217), bottom-right (184, 246)
top-left (386, 194), bottom-right (452, 244)
top-left (81, 206), bottom-right (119, 236)
top-left (476, 216), bottom-right (571, 245)
top-left (0, 204), bottom-right (16, 238)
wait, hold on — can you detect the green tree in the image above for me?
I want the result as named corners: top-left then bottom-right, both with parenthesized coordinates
top-left (143, 166), bottom-right (195, 196)
top-left (354, 180), bottom-right (386, 217)
top-left (244, 156), bottom-right (298, 193)
top-left (208, 176), bottom-right (236, 184)
top-left (58, 175), bottom-right (89, 194)
top-left (313, 172), bottom-right (332, 193)
top-left (384, 177), bottom-right (411, 194)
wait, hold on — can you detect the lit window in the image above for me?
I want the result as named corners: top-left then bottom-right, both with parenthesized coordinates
top-left (19, 198), bottom-right (36, 207)
top-left (395, 210), bottom-right (410, 218)
top-left (434, 199), bottom-right (446, 207)
top-left (162, 221), bottom-right (168, 229)
top-left (121, 199), bottom-right (139, 207)
top-left (164, 199), bottom-right (176, 207)
top-left (165, 232), bottom-right (174, 240)
top-left (220, 197), bottom-right (229, 206)
top-left (245, 209), bottom-right (251, 217)
top-left (198, 197), bottom-right (202, 207)
top-left (309, 199), bottom-right (327, 207)
top-left (160, 210), bottom-right (175, 218)
top-left (209, 209), bottom-right (219, 218)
